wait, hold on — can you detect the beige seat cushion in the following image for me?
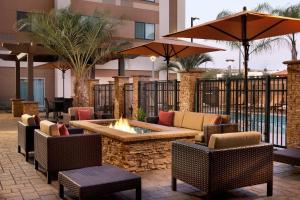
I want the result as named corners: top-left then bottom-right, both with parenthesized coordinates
top-left (208, 131), bottom-right (261, 149)
top-left (194, 131), bottom-right (204, 142)
top-left (40, 120), bottom-right (60, 136)
top-left (221, 115), bottom-right (231, 123)
top-left (68, 107), bottom-right (94, 120)
top-left (203, 114), bottom-right (222, 127)
top-left (173, 111), bottom-right (184, 127)
top-left (181, 112), bottom-right (204, 131)
top-left (21, 114), bottom-right (36, 126)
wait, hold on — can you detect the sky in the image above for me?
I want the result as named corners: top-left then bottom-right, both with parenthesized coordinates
top-left (185, 0), bottom-right (300, 71)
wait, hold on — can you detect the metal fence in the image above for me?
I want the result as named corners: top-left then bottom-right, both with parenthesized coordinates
top-left (138, 80), bottom-right (180, 117)
top-left (124, 83), bottom-right (133, 118)
top-left (94, 84), bottom-right (114, 119)
top-left (195, 76), bottom-right (287, 148)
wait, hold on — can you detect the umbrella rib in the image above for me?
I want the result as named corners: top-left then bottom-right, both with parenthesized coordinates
top-left (249, 19), bottom-right (286, 41)
top-left (208, 25), bottom-right (241, 41)
top-left (170, 46), bottom-right (190, 58)
top-left (144, 45), bottom-right (165, 57)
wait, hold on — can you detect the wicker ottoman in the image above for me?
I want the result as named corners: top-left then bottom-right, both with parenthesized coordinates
top-left (58, 165), bottom-right (141, 200)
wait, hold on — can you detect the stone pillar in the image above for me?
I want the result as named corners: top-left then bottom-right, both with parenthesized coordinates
top-left (179, 71), bottom-right (203, 112)
top-left (284, 60), bottom-right (300, 147)
top-left (113, 76), bottom-right (129, 119)
top-left (132, 75), bottom-right (150, 119)
top-left (11, 99), bottom-right (23, 117)
top-left (22, 101), bottom-right (39, 116)
top-left (86, 79), bottom-right (99, 107)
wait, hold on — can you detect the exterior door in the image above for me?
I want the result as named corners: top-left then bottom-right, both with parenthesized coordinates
top-left (20, 78), bottom-right (45, 108)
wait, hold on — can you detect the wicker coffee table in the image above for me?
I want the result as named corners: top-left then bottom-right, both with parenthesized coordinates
top-left (58, 165), bottom-right (141, 200)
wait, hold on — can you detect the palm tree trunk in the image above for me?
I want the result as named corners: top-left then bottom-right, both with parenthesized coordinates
top-left (73, 75), bottom-right (88, 107)
top-left (291, 34), bottom-right (298, 60)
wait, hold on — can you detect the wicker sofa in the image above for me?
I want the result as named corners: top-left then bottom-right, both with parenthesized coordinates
top-left (34, 120), bottom-right (101, 184)
top-left (172, 132), bottom-right (273, 199)
top-left (62, 107), bottom-right (95, 125)
top-left (146, 111), bottom-right (235, 145)
top-left (17, 114), bottom-right (40, 162)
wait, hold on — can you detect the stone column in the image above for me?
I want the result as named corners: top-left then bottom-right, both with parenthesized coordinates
top-left (86, 79), bottom-right (99, 107)
top-left (179, 71), bottom-right (203, 112)
top-left (22, 101), bottom-right (39, 116)
top-left (284, 60), bottom-right (300, 147)
top-left (132, 75), bottom-right (150, 119)
top-left (113, 76), bottom-right (129, 119)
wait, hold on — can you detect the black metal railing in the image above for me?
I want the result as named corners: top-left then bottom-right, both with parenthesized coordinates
top-left (94, 84), bottom-right (114, 119)
top-left (138, 80), bottom-right (180, 117)
top-left (195, 76), bottom-right (287, 148)
top-left (124, 83), bottom-right (133, 118)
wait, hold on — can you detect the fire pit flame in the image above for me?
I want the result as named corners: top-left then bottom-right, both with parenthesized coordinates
top-left (109, 117), bottom-right (137, 133)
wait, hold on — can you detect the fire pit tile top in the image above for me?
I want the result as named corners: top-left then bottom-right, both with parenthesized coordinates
top-left (69, 119), bottom-right (199, 143)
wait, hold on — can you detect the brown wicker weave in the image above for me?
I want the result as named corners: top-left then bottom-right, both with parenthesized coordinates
top-left (34, 130), bottom-right (101, 184)
top-left (172, 140), bottom-right (273, 199)
top-left (203, 123), bottom-right (239, 145)
top-left (17, 121), bottom-right (39, 162)
top-left (58, 165), bottom-right (141, 200)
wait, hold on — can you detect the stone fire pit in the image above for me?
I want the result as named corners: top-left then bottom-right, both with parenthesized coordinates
top-left (70, 119), bottom-right (198, 172)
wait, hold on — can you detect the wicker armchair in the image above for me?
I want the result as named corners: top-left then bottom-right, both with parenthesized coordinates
top-left (34, 129), bottom-right (101, 184)
top-left (17, 121), bottom-right (39, 162)
top-left (172, 139), bottom-right (273, 199)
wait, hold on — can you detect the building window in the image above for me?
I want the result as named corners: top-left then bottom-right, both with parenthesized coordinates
top-left (17, 11), bottom-right (30, 32)
top-left (135, 22), bottom-right (155, 40)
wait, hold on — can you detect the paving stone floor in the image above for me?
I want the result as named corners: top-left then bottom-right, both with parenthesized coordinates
top-left (0, 113), bottom-right (300, 200)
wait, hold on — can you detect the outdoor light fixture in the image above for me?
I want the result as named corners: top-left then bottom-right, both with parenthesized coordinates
top-left (17, 53), bottom-right (27, 60)
top-left (226, 59), bottom-right (235, 77)
top-left (150, 56), bottom-right (156, 79)
top-left (191, 17), bottom-right (200, 42)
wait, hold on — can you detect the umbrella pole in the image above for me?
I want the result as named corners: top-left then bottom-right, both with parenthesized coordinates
top-left (166, 57), bottom-right (169, 111)
top-left (242, 10), bottom-right (249, 131)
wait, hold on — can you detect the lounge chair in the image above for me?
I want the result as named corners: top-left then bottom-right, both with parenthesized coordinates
top-left (34, 120), bottom-right (101, 184)
top-left (172, 132), bottom-right (273, 199)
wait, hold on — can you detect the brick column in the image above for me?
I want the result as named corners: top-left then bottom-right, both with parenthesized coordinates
top-left (179, 71), bottom-right (203, 112)
top-left (284, 60), bottom-right (300, 147)
top-left (132, 75), bottom-right (150, 119)
top-left (86, 79), bottom-right (99, 107)
top-left (11, 99), bottom-right (23, 117)
top-left (22, 101), bottom-right (39, 116)
top-left (113, 76), bottom-right (129, 119)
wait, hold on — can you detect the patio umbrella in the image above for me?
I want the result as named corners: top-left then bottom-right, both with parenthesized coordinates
top-left (119, 38), bottom-right (224, 109)
top-left (35, 61), bottom-right (71, 98)
top-left (166, 7), bottom-right (300, 130)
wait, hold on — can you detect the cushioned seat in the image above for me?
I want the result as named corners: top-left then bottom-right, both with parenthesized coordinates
top-left (194, 131), bottom-right (204, 142)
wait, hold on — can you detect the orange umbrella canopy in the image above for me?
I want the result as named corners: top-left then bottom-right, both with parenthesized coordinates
top-left (166, 9), bottom-right (300, 41)
top-left (119, 38), bottom-right (224, 58)
top-left (35, 61), bottom-right (71, 72)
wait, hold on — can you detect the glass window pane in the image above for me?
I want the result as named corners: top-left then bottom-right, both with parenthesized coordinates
top-left (145, 23), bottom-right (155, 40)
top-left (135, 22), bottom-right (145, 39)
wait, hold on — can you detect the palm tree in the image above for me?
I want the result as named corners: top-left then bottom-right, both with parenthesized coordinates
top-left (18, 8), bottom-right (129, 106)
top-left (159, 54), bottom-right (213, 72)
top-left (271, 3), bottom-right (300, 60)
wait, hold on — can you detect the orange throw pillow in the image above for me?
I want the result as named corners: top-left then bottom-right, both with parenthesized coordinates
top-left (77, 109), bottom-right (92, 120)
top-left (32, 115), bottom-right (41, 126)
top-left (158, 111), bottom-right (175, 126)
top-left (57, 123), bottom-right (69, 136)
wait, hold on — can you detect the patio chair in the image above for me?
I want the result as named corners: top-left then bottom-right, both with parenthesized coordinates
top-left (62, 107), bottom-right (95, 125)
top-left (17, 114), bottom-right (39, 162)
top-left (172, 132), bottom-right (273, 199)
top-left (34, 120), bottom-right (101, 184)
top-left (44, 97), bottom-right (54, 119)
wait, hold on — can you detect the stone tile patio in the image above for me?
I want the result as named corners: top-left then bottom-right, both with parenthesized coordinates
top-left (0, 113), bottom-right (300, 200)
